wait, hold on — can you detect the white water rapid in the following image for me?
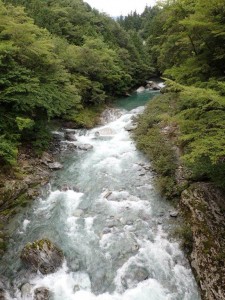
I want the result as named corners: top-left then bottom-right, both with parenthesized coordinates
top-left (0, 102), bottom-right (201, 300)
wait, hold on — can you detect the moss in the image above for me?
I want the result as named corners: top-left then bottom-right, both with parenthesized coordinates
top-left (173, 223), bottom-right (193, 254)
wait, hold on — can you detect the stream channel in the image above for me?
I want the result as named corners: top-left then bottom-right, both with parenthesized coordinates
top-left (0, 90), bottom-right (201, 299)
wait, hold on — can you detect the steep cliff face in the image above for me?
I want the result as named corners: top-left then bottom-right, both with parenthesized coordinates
top-left (181, 183), bottom-right (225, 300)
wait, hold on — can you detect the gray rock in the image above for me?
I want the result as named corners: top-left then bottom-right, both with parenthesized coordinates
top-left (146, 81), bottom-right (160, 90)
top-left (21, 283), bottom-right (33, 298)
top-left (152, 83), bottom-right (160, 90)
top-left (48, 162), bottom-right (63, 170)
top-left (0, 289), bottom-right (6, 300)
top-left (73, 209), bottom-right (84, 217)
top-left (73, 285), bottom-right (80, 293)
top-left (52, 131), bottom-right (64, 140)
top-left (34, 287), bottom-right (51, 300)
top-left (102, 228), bottom-right (111, 234)
top-left (67, 256), bottom-right (80, 272)
top-left (41, 152), bottom-right (53, 164)
top-left (64, 129), bottom-right (76, 134)
top-left (121, 265), bottom-right (149, 289)
top-left (20, 239), bottom-right (64, 275)
top-left (170, 210), bottom-right (179, 217)
top-left (65, 132), bottom-right (77, 142)
top-left (78, 144), bottom-right (93, 151)
top-left (136, 86), bottom-right (145, 93)
top-left (124, 124), bottom-right (137, 131)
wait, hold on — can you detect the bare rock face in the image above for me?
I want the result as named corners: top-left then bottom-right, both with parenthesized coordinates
top-left (34, 287), bottom-right (51, 300)
top-left (181, 183), bottom-right (225, 300)
top-left (20, 239), bottom-right (64, 275)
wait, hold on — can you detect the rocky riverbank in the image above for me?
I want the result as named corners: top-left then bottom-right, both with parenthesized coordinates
top-left (0, 150), bottom-right (54, 257)
top-left (134, 93), bottom-right (225, 300)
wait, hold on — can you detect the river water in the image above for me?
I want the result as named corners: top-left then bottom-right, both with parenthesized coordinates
top-left (0, 90), bottom-right (200, 299)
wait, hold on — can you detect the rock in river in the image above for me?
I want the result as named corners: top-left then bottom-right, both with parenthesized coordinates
top-left (78, 144), bottom-right (93, 151)
top-left (169, 210), bottom-right (179, 218)
top-left (136, 86), bottom-right (145, 93)
top-left (65, 132), bottom-right (77, 141)
top-left (20, 239), bottom-right (64, 275)
top-left (48, 162), bottom-right (63, 170)
top-left (34, 287), bottom-right (51, 300)
top-left (124, 124), bottom-right (137, 131)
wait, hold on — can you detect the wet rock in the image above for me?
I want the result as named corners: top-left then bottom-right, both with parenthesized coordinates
top-left (0, 289), bottom-right (6, 300)
top-left (136, 86), bottom-right (145, 93)
top-left (169, 210), bottom-right (179, 217)
top-left (121, 265), bottom-right (149, 289)
top-left (124, 124), bottom-right (137, 131)
top-left (41, 152), bottom-right (53, 164)
top-left (97, 128), bottom-right (116, 136)
top-left (60, 184), bottom-right (71, 191)
top-left (67, 255), bottom-right (80, 272)
top-left (60, 142), bottom-right (77, 152)
top-left (100, 108), bottom-right (122, 125)
top-left (146, 81), bottom-right (160, 90)
top-left (34, 287), bottom-right (51, 300)
top-left (65, 132), bottom-right (77, 142)
top-left (20, 239), bottom-right (64, 275)
top-left (102, 228), bottom-right (111, 234)
top-left (78, 144), bottom-right (93, 151)
top-left (73, 209), bottom-right (84, 217)
top-left (52, 131), bottom-right (64, 140)
top-left (102, 190), bottom-right (112, 199)
top-left (138, 172), bottom-right (146, 176)
top-left (64, 129), bottom-right (76, 134)
top-left (21, 283), bottom-right (33, 298)
top-left (0, 277), bottom-right (9, 300)
top-left (48, 162), bottom-right (63, 170)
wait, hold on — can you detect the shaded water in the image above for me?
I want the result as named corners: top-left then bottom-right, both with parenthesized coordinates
top-left (0, 91), bottom-right (200, 299)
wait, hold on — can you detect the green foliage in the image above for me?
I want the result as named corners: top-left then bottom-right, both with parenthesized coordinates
top-left (16, 117), bottom-right (34, 131)
top-left (174, 223), bottom-right (193, 254)
top-left (134, 94), bottom-right (178, 198)
top-left (0, 136), bottom-right (18, 165)
top-left (0, 0), bottom-right (155, 166)
top-left (65, 105), bottom-right (104, 129)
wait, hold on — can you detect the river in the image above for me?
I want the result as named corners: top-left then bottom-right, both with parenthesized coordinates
top-left (0, 90), bottom-right (201, 299)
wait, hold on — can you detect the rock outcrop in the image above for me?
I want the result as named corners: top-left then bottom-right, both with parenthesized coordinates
top-left (20, 239), bottom-right (64, 275)
top-left (181, 183), bottom-right (225, 300)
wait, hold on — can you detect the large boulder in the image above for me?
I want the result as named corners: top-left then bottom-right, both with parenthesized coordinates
top-left (20, 239), bottom-right (64, 275)
top-left (136, 86), bottom-right (145, 93)
top-left (34, 287), bottom-right (51, 300)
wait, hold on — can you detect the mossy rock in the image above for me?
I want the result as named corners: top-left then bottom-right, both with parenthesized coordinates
top-left (20, 239), bottom-right (64, 275)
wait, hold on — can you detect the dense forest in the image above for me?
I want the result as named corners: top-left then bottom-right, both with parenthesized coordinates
top-left (118, 0), bottom-right (225, 192)
top-left (1, 0), bottom-right (225, 192)
top-left (0, 0), bottom-right (152, 166)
